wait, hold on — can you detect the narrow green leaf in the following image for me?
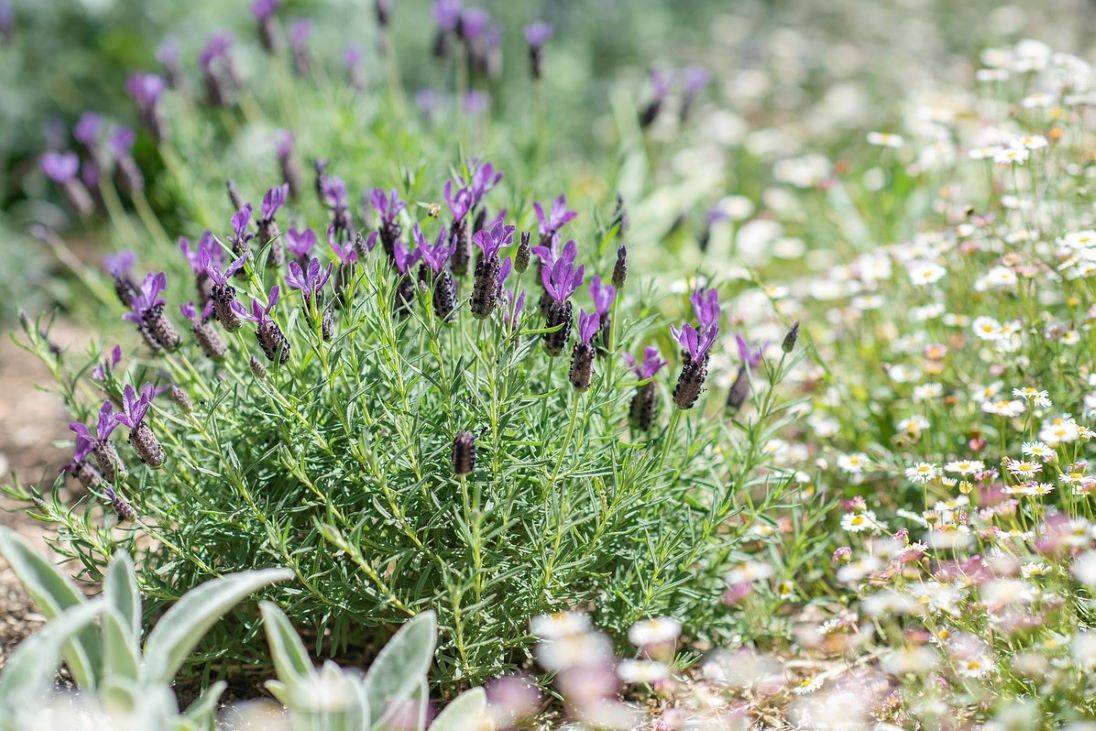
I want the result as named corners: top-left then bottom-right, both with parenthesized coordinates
top-left (0, 600), bottom-right (103, 707)
top-left (101, 608), bottom-right (140, 682)
top-left (260, 601), bottom-right (314, 683)
top-left (104, 552), bottom-right (141, 641)
top-left (429, 687), bottom-right (487, 730)
top-left (0, 527), bottom-right (101, 689)
top-left (142, 568), bottom-right (292, 683)
top-left (364, 611), bottom-right (436, 726)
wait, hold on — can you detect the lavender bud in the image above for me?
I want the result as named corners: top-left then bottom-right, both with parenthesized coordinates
top-left (313, 159), bottom-right (328, 204)
top-left (433, 270), bottom-right (456, 320)
top-left (321, 305), bottom-right (334, 341)
top-left (629, 382), bottom-right (659, 431)
top-left (452, 431), bottom-right (476, 476)
top-left (106, 488), bottom-right (136, 522)
top-left (227, 179), bottom-right (244, 210)
top-left (114, 276), bottom-right (140, 307)
top-left (212, 284), bottom-right (243, 331)
top-left (143, 303), bottom-right (182, 351)
top-left (256, 319), bottom-right (291, 363)
top-left (281, 155), bottom-right (302, 199)
top-left (514, 231), bottom-right (531, 273)
top-left (612, 245), bottom-right (628, 289)
top-left (93, 441), bottom-right (126, 483)
top-left (192, 321), bottom-right (227, 361)
top-left (70, 461), bottom-right (101, 490)
top-left (569, 342), bottom-right (595, 392)
top-left (543, 300), bottom-right (573, 356)
top-left (782, 321), bottom-right (800, 353)
top-left (449, 219), bottom-right (471, 276)
top-left (394, 275), bottom-right (416, 317)
top-left (130, 421), bottom-right (166, 468)
top-left (613, 194), bottom-right (628, 236)
top-left (249, 355), bottom-right (268, 379)
top-left (374, 0), bottom-right (391, 28)
top-left (117, 156), bottom-right (145, 196)
top-left (261, 219), bottom-right (285, 267)
top-left (639, 99), bottom-right (662, 129)
top-left (138, 322), bottom-right (164, 354)
top-left (470, 255), bottom-right (500, 318)
top-left (726, 365), bottom-right (750, 412)
top-left (169, 385), bottom-right (192, 413)
top-left (672, 355), bottom-right (707, 410)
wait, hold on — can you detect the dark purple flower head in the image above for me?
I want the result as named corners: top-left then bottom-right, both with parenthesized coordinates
top-left (393, 240), bottom-right (422, 275)
top-left (108, 127), bottom-right (136, 158)
top-left (414, 224), bottom-right (455, 274)
top-left (289, 19), bottom-right (312, 51)
top-left (123, 272), bottom-right (168, 323)
top-left (91, 345), bottom-right (123, 381)
top-left (232, 203), bottom-right (253, 241)
top-left (116, 383), bottom-right (156, 429)
top-left (683, 66), bottom-right (711, 96)
top-left (690, 287), bottom-right (720, 331)
top-left (286, 257), bottom-right (332, 299)
top-left (589, 277), bottom-right (615, 317)
top-left (252, 0), bottom-right (279, 20)
top-left (328, 232), bottom-right (359, 265)
top-left (468, 160), bottom-right (501, 207)
top-left (472, 211), bottom-right (514, 259)
top-left (260, 183), bottom-right (289, 221)
top-left (40, 151), bottom-right (79, 183)
top-left (671, 323), bottom-right (718, 362)
top-left (198, 32), bottom-right (233, 71)
top-left (286, 227), bottom-right (317, 259)
top-left (434, 0), bottom-right (462, 30)
top-left (524, 21), bottom-right (553, 49)
top-left (444, 180), bottom-right (473, 221)
top-left (206, 255), bottom-right (248, 287)
top-left (322, 176), bottom-right (349, 208)
top-left (459, 7), bottom-right (490, 40)
top-left (74, 113), bottom-right (101, 148)
top-left (126, 73), bottom-right (166, 113)
top-left (533, 194), bottom-right (577, 237)
top-left (735, 334), bottom-right (764, 370)
top-left (541, 240), bottom-right (584, 304)
top-left (180, 232), bottom-right (223, 274)
top-left (104, 250), bottom-right (137, 279)
top-left (370, 188), bottom-right (406, 225)
top-left (650, 68), bottom-right (674, 99)
top-left (243, 286), bottom-right (281, 325)
top-left (577, 309), bottom-right (600, 346)
top-left (623, 346), bottom-right (667, 379)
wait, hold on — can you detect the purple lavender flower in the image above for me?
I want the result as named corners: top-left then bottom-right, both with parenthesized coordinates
top-left (252, 0), bottom-right (279, 19)
top-left (243, 286), bottom-right (290, 363)
top-left (459, 7), bottom-right (490, 41)
top-left (286, 227), bottom-right (317, 261)
top-left (40, 151), bottom-right (79, 183)
top-left (274, 130), bottom-right (301, 198)
top-left (91, 345), bottom-right (123, 381)
top-left (639, 69), bottom-right (674, 129)
top-left (670, 323), bottom-right (717, 410)
top-left (533, 194), bottom-right (577, 241)
top-left (472, 212), bottom-right (514, 259)
top-left (468, 160), bottom-right (501, 207)
top-left (413, 225), bottom-right (457, 319)
top-left (470, 213), bottom-right (513, 318)
top-left (181, 301), bottom-right (227, 360)
top-left (329, 235), bottom-right (359, 266)
top-left (434, 0), bottom-right (462, 31)
top-left (344, 43), bottom-right (365, 88)
top-left (117, 383), bottom-right (165, 468)
top-left (156, 38), bottom-right (183, 87)
top-left (690, 287), bottom-right (720, 332)
top-left (726, 335), bottom-right (762, 412)
top-left (289, 19), bottom-right (313, 75)
top-left (623, 347), bottom-right (667, 380)
top-left (126, 72), bottom-right (167, 141)
top-left (577, 309), bottom-right (600, 346)
top-left (122, 272), bottom-right (181, 352)
top-left (104, 250), bottom-right (140, 305)
top-left (110, 127), bottom-right (144, 194)
top-left (569, 308), bottom-right (600, 391)
top-left (414, 223), bottom-right (455, 274)
top-left (108, 127), bottom-right (135, 158)
top-left (286, 257), bottom-right (333, 300)
top-left (589, 277), bottom-right (615, 318)
top-left (199, 32), bottom-right (237, 107)
top-left (735, 334), bottom-right (764, 370)
top-left (253, 0), bottom-right (281, 54)
top-left (672, 323), bottom-right (718, 364)
top-left (540, 240), bottom-right (584, 305)
top-left (179, 232), bottom-right (222, 303)
top-left (681, 66), bottom-right (710, 123)
top-left (393, 241), bottom-right (422, 276)
top-left (370, 188), bottom-right (406, 259)
top-left (230, 203), bottom-right (254, 261)
top-left (524, 21), bottom-right (553, 80)
top-left (74, 113), bottom-right (101, 150)
top-left (207, 255), bottom-right (248, 331)
top-left (260, 183), bottom-right (288, 222)
top-left (324, 176), bottom-right (356, 239)
top-left (71, 402), bottom-right (125, 482)
top-left (258, 184), bottom-right (289, 265)
top-left (444, 180), bottom-right (473, 222)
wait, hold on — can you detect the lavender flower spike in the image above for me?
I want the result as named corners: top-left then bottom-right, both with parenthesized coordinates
top-left (690, 287), bottom-right (720, 331)
top-left (91, 345), bottom-right (123, 382)
top-left (207, 255), bottom-right (249, 331)
top-left (727, 334), bottom-right (764, 412)
top-left (126, 72), bottom-right (167, 141)
top-left (286, 227), bottom-right (317, 262)
top-left (286, 257), bottom-right (333, 301)
top-left (623, 346), bottom-right (666, 431)
top-left (104, 250), bottom-right (139, 306)
top-left (244, 286), bottom-right (290, 363)
top-left (117, 384), bottom-right (165, 468)
top-left (471, 212), bottom-right (514, 318)
top-left (180, 231), bottom-right (222, 304)
top-left (41, 151), bottom-right (94, 217)
top-left (533, 194), bottom-right (577, 243)
top-left (259, 183), bottom-right (289, 266)
top-left (371, 187), bottom-right (406, 259)
top-left (670, 323), bottom-right (717, 410)
top-left (589, 276), bottom-right (616, 352)
top-left (623, 346), bottom-right (667, 380)
top-left (569, 309), bottom-right (600, 392)
top-left (252, 0), bottom-right (281, 54)
top-left (392, 240), bottom-right (422, 316)
top-left (124, 272), bottom-right (182, 352)
top-left (230, 203), bottom-right (254, 262)
top-left (541, 240), bottom-right (584, 304)
top-left (414, 224), bottom-right (457, 319)
top-left (181, 301), bottom-right (227, 361)
top-left (71, 401), bottom-right (125, 482)
top-left (524, 21), bottom-right (553, 80)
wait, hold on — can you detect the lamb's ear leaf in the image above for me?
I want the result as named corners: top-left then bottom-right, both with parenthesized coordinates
top-left (104, 551), bottom-right (141, 641)
top-left (182, 680), bottom-right (227, 730)
top-left (101, 608), bottom-right (140, 682)
top-left (365, 612), bottom-right (436, 726)
top-left (142, 568), bottom-right (292, 683)
top-left (0, 600), bottom-right (103, 706)
top-left (260, 601), bottom-right (313, 684)
top-left (0, 527), bottom-right (101, 689)
top-left (429, 687), bottom-right (487, 731)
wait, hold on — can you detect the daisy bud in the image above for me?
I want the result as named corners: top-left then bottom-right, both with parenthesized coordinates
top-left (629, 382), bottom-right (658, 431)
top-left (249, 355), bottom-right (268, 380)
top-left (612, 245), bottom-right (628, 289)
top-left (169, 385), bottom-right (192, 413)
top-left (106, 488), bottom-right (136, 522)
top-left (452, 431), bottom-right (476, 476)
top-left (515, 231), bottom-right (531, 273)
top-left (130, 422), bottom-right (166, 468)
top-left (782, 321), bottom-right (800, 353)
top-left (726, 365), bottom-right (750, 411)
